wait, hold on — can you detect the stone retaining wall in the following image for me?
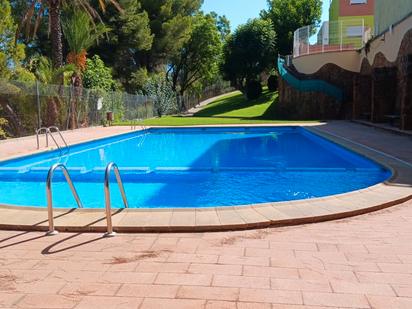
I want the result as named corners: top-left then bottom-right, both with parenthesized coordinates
top-left (278, 28), bottom-right (412, 130)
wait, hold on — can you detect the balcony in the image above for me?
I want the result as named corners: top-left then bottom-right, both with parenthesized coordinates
top-left (293, 19), bottom-right (373, 58)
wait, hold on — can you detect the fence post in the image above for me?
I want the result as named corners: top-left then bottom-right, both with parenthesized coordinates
top-left (362, 18), bottom-right (365, 47)
top-left (35, 80), bottom-right (41, 129)
top-left (322, 23), bottom-right (325, 53)
top-left (66, 84), bottom-right (72, 131)
top-left (340, 20), bottom-right (343, 51)
top-left (307, 26), bottom-right (310, 55)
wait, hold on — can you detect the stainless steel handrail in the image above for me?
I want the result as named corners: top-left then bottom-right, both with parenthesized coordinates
top-left (104, 162), bottom-right (129, 237)
top-left (35, 126), bottom-right (69, 154)
top-left (131, 119), bottom-right (146, 131)
top-left (36, 127), bottom-right (49, 149)
top-left (46, 163), bottom-right (83, 235)
top-left (48, 126), bottom-right (69, 154)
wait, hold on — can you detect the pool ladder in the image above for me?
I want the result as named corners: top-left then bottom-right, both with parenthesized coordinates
top-left (45, 162), bottom-right (128, 237)
top-left (130, 119), bottom-right (146, 131)
top-left (46, 163), bottom-right (83, 236)
top-left (36, 126), bottom-right (69, 155)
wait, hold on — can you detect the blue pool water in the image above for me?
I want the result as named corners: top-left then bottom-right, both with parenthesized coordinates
top-left (0, 127), bottom-right (390, 208)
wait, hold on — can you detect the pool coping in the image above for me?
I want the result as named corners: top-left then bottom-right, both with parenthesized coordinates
top-left (0, 125), bottom-right (411, 233)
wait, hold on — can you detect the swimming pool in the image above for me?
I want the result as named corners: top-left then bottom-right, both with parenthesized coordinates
top-left (0, 127), bottom-right (391, 209)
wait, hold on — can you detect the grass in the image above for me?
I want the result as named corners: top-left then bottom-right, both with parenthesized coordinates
top-left (115, 89), bottom-right (318, 126)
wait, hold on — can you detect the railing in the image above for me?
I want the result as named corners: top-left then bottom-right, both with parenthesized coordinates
top-left (36, 126), bottom-right (69, 154)
top-left (48, 126), bottom-right (69, 154)
top-left (293, 19), bottom-right (373, 58)
top-left (46, 163), bottom-right (83, 235)
top-left (104, 162), bottom-right (129, 237)
top-left (36, 127), bottom-right (49, 149)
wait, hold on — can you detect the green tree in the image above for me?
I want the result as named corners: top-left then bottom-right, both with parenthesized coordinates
top-left (18, 0), bottom-right (121, 68)
top-left (261, 0), bottom-right (322, 55)
top-left (83, 55), bottom-right (117, 91)
top-left (0, 0), bottom-right (26, 79)
top-left (89, 0), bottom-right (153, 92)
top-left (62, 9), bottom-right (110, 128)
top-left (168, 13), bottom-right (222, 96)
top-left (209, 12), bottom-right (231, 41)
top-left (221, 18), bottom-right (276, 91)
top-left (0, 0), bottom-right (34, 138)
top-left (29, 56), bottom-right (74, 126)
top-left (138, 0), bottom-right (203, 71)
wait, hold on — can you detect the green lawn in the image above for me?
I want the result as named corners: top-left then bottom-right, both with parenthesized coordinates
top-left (115, 89), bottom-right (317, 126)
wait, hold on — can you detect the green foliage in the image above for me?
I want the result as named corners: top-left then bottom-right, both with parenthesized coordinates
top-left (89, 0), bottom-right (154, 92)
top-left (138, 0), bottom-right (203, 69)
top-left (221, 18), bottom-right (277, 90)
top-left (261, 0), bottom-right (322, 55)
top-left (267, 75), bottom-right (278, 92)
top-left (82, 55), bottom-right (117, 91)
top-left (0, 0), bottom-right (27, 79)
top-left (112, 89), bottom-right (315, 126)
top-left (0, 115), bottom-right (7, 139)
top-left (209, 12), bottom-right (231, 41)
top-left (142, 74), bottom-right (177, 117)
top-left (245, 80), bottom-right (263, 100)
top-left (130, 67), bottom-right (149, 91)
top-left (29, 56), bottom-right (75, 85)
top-left (120, 0), bottom-right (153, 51)
top-left (168, 13), bottom-right (223, 95)
top-left (62, 9), bottom-right (109, 56)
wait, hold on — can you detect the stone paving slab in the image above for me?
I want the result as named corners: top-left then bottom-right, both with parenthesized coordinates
top-left (0, 121), bottom-right (411, 234)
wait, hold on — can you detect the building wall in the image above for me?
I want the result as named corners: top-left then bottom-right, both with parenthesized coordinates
top-left (329, 0), bottom-right (339, 22)
top-left (329, 1), bottom-right (374, 46)
top-left (339, 0), bottom-right (374, 17)
top-left (375, 0), bottom-right (412, 35)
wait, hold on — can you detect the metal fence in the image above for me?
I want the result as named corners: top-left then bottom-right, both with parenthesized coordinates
top-left (178, 83), bottom-right (235, 112)
top-left (0, 79), bottom-right (234, 138)
top-left (293, 19), bottom-right (373, 58)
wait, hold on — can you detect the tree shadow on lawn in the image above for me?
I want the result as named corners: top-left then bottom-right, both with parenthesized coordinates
top-left (193, 89), bottom-right (278, 119)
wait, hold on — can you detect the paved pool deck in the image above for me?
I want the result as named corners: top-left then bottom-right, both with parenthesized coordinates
top-left (0, 121), bottom-right (411, 308)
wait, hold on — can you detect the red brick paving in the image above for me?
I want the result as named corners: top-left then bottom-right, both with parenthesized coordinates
top-left (0, 200), bottom-right (410, 308)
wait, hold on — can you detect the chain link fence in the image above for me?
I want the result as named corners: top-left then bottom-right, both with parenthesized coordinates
top-left (177, 83), bottom-right (235, 112)
top-left (293, 19), bottom-right (373, 58)
top-left (0, 79), bottom-right (234, 138)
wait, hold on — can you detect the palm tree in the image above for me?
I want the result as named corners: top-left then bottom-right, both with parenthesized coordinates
top-left (18, 0), bottom-right (122, 69)
top-left (62, 9), bottom-right (108, 128)
top-left (29, 56), bottom-right (74, 126)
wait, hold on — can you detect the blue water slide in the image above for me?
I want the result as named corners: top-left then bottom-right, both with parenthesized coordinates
top-left (277, 57), bottom-right (344, 102)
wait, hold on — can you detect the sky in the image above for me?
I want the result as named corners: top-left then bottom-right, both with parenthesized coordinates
top-left (202, 0), bottom-right (331, 31)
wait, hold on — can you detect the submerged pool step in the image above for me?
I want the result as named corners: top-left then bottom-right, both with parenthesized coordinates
top-left (0, 165), bottom-right (387, 183)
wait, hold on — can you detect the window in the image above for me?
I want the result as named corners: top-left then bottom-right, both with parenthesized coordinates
top-left (347, 26), bottom-right (363, 37)
top-left (350, 0), bottom-right (367, 4)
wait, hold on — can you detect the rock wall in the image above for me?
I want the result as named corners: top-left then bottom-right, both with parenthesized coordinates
top-left (354, 29), bottom-right (412, 129)
top-left (277, 63), bottom-right (356, 120)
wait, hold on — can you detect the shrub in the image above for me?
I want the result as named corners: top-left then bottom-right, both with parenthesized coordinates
top-left (83, 55), bottom-right (117, 91)
top-left (0, 117), bottom-right (7, 139)
top-left (267, 75), bottom-right (278, 92)
top-left (142, 74), bottom-right (177, 117)
top-left (245, 80), bottom-right (262, 100)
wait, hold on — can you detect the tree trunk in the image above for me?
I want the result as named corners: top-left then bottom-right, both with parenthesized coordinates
top-left (48, 0), bottom-right (63, 68)
top-left (69, 73), bottom-right (83, 129)
top-left (45, 97), bottom-right (59, 127)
